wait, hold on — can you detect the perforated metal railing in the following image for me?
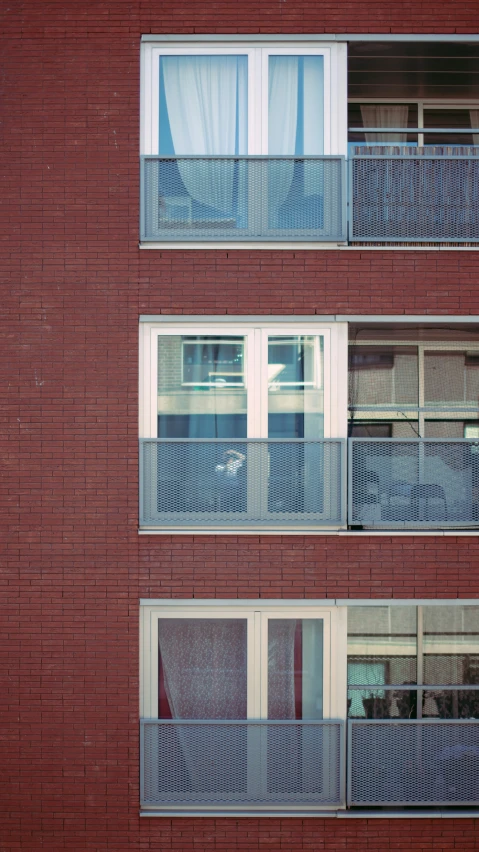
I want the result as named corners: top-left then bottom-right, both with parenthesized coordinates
top-left (140, 156), bottom-right (346, 241)
top-left (348, 719), bottom-right (479, 806)
top-left (349, 439), bottom-right (479, 529)
top-left (141, 720), bottom-right (345, 811)
top-left (140, 439), bottom-right (346, 528)
top-left (350, 150), bottom-right (479, 242)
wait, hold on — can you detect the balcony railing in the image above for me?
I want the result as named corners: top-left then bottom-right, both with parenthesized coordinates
top-left (140, 719), bottom-right (345, 812)
top-left (348, 719), bottom-right (479, 806)
top-left (349, 438), bottom-right (479, 529)
top-left (140, 155), bottom-right (347, 242)
top-left (140, 150), bottom-right (479, 244)
top-left (140, 438), bottom-right (346, 528)
top-left (350, 149), bottom-right (479, 242)
top-left (140, 718), bottom-right (479, 812)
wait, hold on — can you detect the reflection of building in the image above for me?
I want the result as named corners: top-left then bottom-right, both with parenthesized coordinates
top-left (6, 6), bottom-right (479, 852)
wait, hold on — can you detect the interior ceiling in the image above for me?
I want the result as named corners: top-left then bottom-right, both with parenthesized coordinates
top-left (348, 42), bottom-right (479, 100)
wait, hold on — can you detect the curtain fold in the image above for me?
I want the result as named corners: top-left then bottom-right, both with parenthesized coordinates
top-left (268, 56), bottom-right (298, 220)
top-left (161, 55), bottom-right (247, 214)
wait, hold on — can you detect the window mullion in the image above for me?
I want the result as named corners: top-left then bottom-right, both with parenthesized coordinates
top-left (416, 605), bottom-right (424, 720)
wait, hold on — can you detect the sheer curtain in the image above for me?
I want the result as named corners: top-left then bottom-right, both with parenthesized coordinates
top-left (360, 105), bottom-right (409, 144)
top-left (268, 56), bottom-right (325, 223)
top-left (161, 55), bottom-right (247, 214)
top-left (159, 619), bottom-right (248, 719)
top-left (268, 56), bottom-right (299, 219)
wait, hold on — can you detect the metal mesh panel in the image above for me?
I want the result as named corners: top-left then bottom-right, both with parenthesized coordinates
top-left (349, 439), bottom-right (479, 528)
top-left (140, 439), bottom-right (345, 527)
top-left (141, 720), bottom-right (344, 809)
top-left (141, 156), bottom-right (346, 241)
top-left (351, 153), bottom-right (479, 242)
top-left (348, 720), bottom-right (479, 806)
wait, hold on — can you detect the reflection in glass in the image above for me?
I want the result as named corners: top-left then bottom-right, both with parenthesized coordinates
top-left (157, 335), bottom-right (247, 438)
top-left (347, 606), bottom-right (417, 718)
top-left (268, 619), bottom-right (323, 719)
top-left (268, 336), bottom-right (324, 438)
top-left (424, 351), bottom-right (479, 405)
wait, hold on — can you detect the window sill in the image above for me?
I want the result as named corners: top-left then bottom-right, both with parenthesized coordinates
top-left (139, 527), bottom-right (479, 536)
top-left (139, 241), bottom-right (479, 251)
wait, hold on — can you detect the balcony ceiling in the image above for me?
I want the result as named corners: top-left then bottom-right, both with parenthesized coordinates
top-left (349, 42), bottom-right (479, 100)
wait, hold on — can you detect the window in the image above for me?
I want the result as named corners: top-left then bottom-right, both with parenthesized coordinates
top-left (139, 319), bottom-right (347, 530)
top-left (141, 42), bottom-right (347, 157)
top-left (140, 600), bottom-right (479, 813)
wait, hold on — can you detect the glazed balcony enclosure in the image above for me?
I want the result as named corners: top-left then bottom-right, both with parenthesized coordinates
top-left (140, 602), bottom-right (479, 815)
top-left (140, 40), bottom-right (479, 245)
top-left (140, 320), bottom-right (479, 532)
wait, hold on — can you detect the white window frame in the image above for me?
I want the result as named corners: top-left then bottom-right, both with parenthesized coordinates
top-left (140, 600), bottom-right (347, 721)
top-left (348, 98), bottom-right (479, 147)
top-left (140, 40), bottom-right (347, 156)
top-left (139, 319), bottom-right (348, 440)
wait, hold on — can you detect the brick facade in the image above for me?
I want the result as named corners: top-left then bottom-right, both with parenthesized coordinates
top-left (3, 1), bottom-right (479, 849)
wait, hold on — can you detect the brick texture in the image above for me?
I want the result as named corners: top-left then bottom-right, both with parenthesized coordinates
top-left (3, 0), bottom-right (479, 849)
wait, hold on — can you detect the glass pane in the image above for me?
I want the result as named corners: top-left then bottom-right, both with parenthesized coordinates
top-left (424, 108), bottom-right (477, 146)
top-left (159, 55), bottom-right (247, 155)
top-left (268, 336), bottom-right (324, 438)
top-left (424, 351), bottom-right (479, 405)
top-left (158, 618), bottom-right (248, 719)
top-left (347, 606), bottom-right (417, 718)
top-left (348, 102), bottom-right (418, 149)
top-left (268, 56), bottom-right (324, 155)
top-left (157, 335), bottom-right (247, 438)
top-left (268, 619), bottom-right (323, 720)
top-left (423, 605), bottom-right (479, 686)
top-left (349, 421), bottom-right (420, 438)
top-left (348, 345), bottom-right (418, 409)
top-left (423, 689), bottom-right (479, 719)
top-left (347, 687), bottom-right (418, 719)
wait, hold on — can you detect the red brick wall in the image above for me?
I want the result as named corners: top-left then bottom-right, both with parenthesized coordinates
top-left (3, 0), bottom-right (479, 849)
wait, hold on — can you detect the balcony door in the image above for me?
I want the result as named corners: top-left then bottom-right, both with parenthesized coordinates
top-left (150, 327), bottom-right (333, 522)
top-left (139, 320), bottom-right (346, 527)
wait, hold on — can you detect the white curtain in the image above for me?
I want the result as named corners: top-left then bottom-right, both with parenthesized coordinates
top-left (470, 109), bottom-right (479, 146)
top-left (360, 105), bottom-right (409, 144)
top-left (268, 56), bottom-right (299, 219)
top-left (162, 56), bottom-right (247, 214)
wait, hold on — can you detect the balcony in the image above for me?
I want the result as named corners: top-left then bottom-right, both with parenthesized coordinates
top-left (349, 438), bottom-right (479, 529)
top-left (140, 719), bottom-right (345, 813)
top-left (140, 155), bottom-right (347, 242)
top-left (348, 719), bottom-right (479, 806)
top-left (140, 438), bottom-right (346, 529)
top-left (350, 149), bottom-right (479, 243)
